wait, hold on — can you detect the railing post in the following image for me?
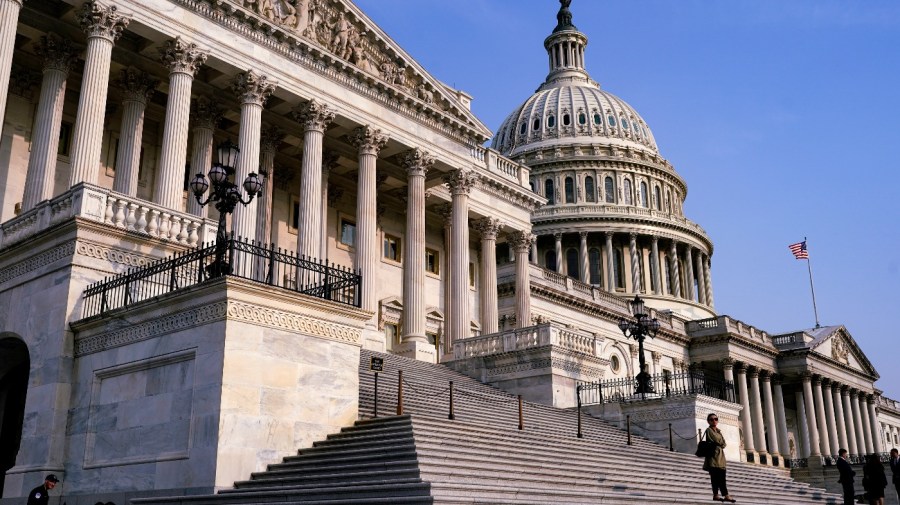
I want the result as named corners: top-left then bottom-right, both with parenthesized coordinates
top-left (373, 371), bottom-right (379, 418)
top-left (669, 423), bottom-right (674, 451)
top-left (448, 381), bottom-right (455, 420)
top-left (396, 370), bottom-right (404, 415)
top-left (576, 385), bottom-right (583, 439)
top-left (517, 395), bottom-right (523, 431)
top-left (598, 380), bottom-right (604, 404)
top-left (323, 260), bottom-right (331, 302)
top-left (267, 242), bottom-right (275, 285)
top-left (626, 415), bottom-right (632, 445)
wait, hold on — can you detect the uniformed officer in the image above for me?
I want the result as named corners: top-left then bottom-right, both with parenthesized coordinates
top-left (26, 475), bottom-right (59, 505)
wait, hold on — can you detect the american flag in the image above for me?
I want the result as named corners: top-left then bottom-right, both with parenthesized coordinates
top-left (789, 241), bottom-right (808, 260)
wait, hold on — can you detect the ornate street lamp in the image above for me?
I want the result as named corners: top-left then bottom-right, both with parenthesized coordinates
top-left (190, 140), bottom-right (263, 277)
top-left (618, 295), bottom-right (661, 396)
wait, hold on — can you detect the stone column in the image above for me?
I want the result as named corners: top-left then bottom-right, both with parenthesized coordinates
top-left (721, 358), bottom-right (735, 384)
top-left (796, 390), bottom-right (811, 458)
top-left (0, 0), bottom-right (24, 140)
top-left (256, 126), bottom-right (283, 246)
top-left (510, 230), bottom-right (535, 329)
top-left (153, 38), bottom-right (207, 210)
top-left (669, 240), bottom-right (681, 298)
top-left (822, 380), bottom-right (841, 457)
top-left (684, 246), bottom-right (695, 301)
top-left (230, 70), bottom-right (275, 241)
top-left (858, 393), bottom-right (874, 454)
top-left (844, 387), bottom-right (860, 457)
top-left (186, 97), bottom-right (222, 218)
top-left (474, 217), bottom-right (501, 334)
top-left (867, 395), bottom-right (883, 454)
top-left (112, 67), bottom-right (157, 197)
top-left (650, 235), bottom-right (661, 295)
top-left (812, 376), bottom-right (832, 456)
top-left (438, 204), bottom-right (453, 355)
top-left (579, 231), bottom-right (589, 283)
top-left (695, 251), bottom-right (708, 305)
top-left (748, 368), bottom-right (768, 459)
top-left (444, 169), bottom-right (478, 345)
top-left (347, 126), bottom-right (389, 318)
top-left (292, 99), bottom-right (335, 258)
top-left (735, 363), bottom-right (756, 455)
top-left (704, 255), bottom-right (714, 307)
top-left (605, 231), bottom-right (614, 292)
top-left (801, 373), bottom-right (821, 457)
top-left (530, 238), bottom-right (538, 265)
top-left (22, 34), bottom-right (78, 211)
top-left (761, 371), bottom-right (781, 459)
top-left (832, 383), bottom-right (849, 454)
top-left (320, 150), bottom-right (339, 260)
top-left (69, 1), bottom-right (130, 187)
top-left (629, 233), bottom-right (641, 292)
top-left (554, 232), bottom-right (563, 273)
top-left (773, 376), bottom-right (791, 461)
top-left (399, 148), bottom-right (434, 348)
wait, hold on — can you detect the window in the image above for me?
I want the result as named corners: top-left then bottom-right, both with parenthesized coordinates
top-left (529, 180), bottom-right (535, 192)
top-left (545, 250), bottom-right (557, 272)
top-left (426, 248), bottom-right (439, 275)
top-left (58, 121), bottom-right (73, 156)
top-left (545, 179), bottom-right (555, 204)
top-left (532, 118), bottom-right (541, 131)
top-left (608, 115), bottom-right (616, 127)
top-left (564, 177), bottom-right (575, 203)
top-left (589, 248), bottom-right (602, 285)
top-left (384, 323), bottom-right (399, 351)
top-left (610, 354), bottom-right (621, 373)
top-left (622, 118), bottom-right (629, 129)
top-left (291, 198), bottom-right (300, 230)
top-left (604, 176), bottom-right (615, 203)
top-left (562, 113), bottom-right (571, 126)
top-left (547, 115), bottom-right (556, 128)
top-left (426, 332), bottom-right (437, 346)
top-left (383, 234), bottom-right (401, 262)
top-left (519, 122), bottom-right (526, 135)
top-left (469, 262), bottom-right (476, 287)
top-left (613, 247), bottom-right (625, 289)
top-left (655, 186), bottom-right (662, 210)
top-left (339, 218), bottom-right (356, 247)
top-left (578, 113), bottom-right (587, 125)
top-left (566, 248), bottom-right (579, 279)
top-left (624, 179), bottom-right (633, 205)
top-left (585, 176), bottom-right (596, 202)
top-left (640, 181), bottom-right (649, 208)
top-left (593, 113), bottom-right (602, 125)
top-left (665, 190), bottom-right (672, 213)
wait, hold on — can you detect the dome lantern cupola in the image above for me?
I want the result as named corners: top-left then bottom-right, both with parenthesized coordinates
top-left (542, 0), bottom-right (592, 90)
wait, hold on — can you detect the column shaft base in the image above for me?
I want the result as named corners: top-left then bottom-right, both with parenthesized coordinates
top-left (395, 341), bottom-right (437, 364)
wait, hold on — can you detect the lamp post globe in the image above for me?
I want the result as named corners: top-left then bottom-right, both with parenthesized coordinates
top-left (618, 295), bottom-right (660, 396)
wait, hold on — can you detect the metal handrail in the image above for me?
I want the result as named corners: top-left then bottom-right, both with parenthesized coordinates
top-left (577, 370), bottom-right (736, 405)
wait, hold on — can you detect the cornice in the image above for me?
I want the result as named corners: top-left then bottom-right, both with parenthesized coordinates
top-left (530, 214), bottom-right (713, 253)
top-left (688, 333), bottom-right (779, 360)
top-left (474, 173), bottom-right (544, 213)
top-left (777, 347), bottom-right (880, 383)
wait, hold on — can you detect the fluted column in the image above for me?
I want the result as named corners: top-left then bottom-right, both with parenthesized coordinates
top-left (69, 1), bottom-right (130, 187)
top-left (812, 376), bottom-right (832, 456)
top-left (22, 34), bottom-right (78, 210)
top-left (400, 148), bottom-right (434, 343)
top-left (438, 204), bottom-right (453, 354)
top-left (530, 238), bottom-right (538, 265)
top-left (735, 363), bottom-right (756, 454)
top-left (554, 232), bottom-right (563, 273)
top-left (832, 384), bottom-right (849, 454)
top-left (867, 395), bottom-right (883, 454)
top-left (843, 387), bottom-right (860, 456)
top-left (704, 255), bottom-right (714, 307)
top-left (231, 70), bottom-right (275, 240)
top-left (292, 99), bottom-right (335, 258)
top-left (695, 251), bottom-right (708, 305)
top-left (822, 380), bottom-right (841, 457)
top-left (669, 240), bottom-right (681, 298)
top-left (801, 372), bottom-right (821, 457)
top-left (579, 231), bottom-right (589, 283)
top-left (760, 371), bottom-right (780, 458)
top-left (773, 376), bottom-right (791, 460)
top-left (320, 151), bottom-right (339, 260)
top-left (650, 235), bottom-right (661, 295)
top-left (186, 97), bottom-right (222, 217)
top-left (445, 169), bottom-right (478, 344)
top-left (605, 232), bottom-right (614, 292)
top-left (721, 358), bottom-right (735, 384)
top-left (256, 126), bottom-right (283, 246)
top-left (348, 126), bottom-right (388, 316)
top-left (684, 246), bottom-right (695, 301)
top-left (510, 231), bottom-right (535, 329)
top-left (748, 368), bottom-right (768, 458)
top-left (111, 67), bottom-right (157, 196)
top-left (474, 217), bottom-right (501, 334)
top-left (629, 233), bottom-right (640, 292)
top-left (0, 0), bottom-right (24, 140)
top-left (153, 38), bottom-right (207, 209)
top-left (796, 391), bottom-right (811, 457)
top-left (858, 393), bottom-right (874, 454)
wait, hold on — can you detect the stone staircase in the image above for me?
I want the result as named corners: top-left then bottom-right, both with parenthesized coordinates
top-left (136, 350), bottom-right (842, 505)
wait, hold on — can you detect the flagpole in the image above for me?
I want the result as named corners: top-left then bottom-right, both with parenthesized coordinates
top-left (804, 237), bottom-right (821, 328)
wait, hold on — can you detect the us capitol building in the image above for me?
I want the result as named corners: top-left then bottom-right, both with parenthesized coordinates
top-left (0, 0), bottom-right (896, 503)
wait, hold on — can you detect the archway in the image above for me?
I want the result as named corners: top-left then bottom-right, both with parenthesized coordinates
top-left (0, 336), bottom-right (29, 497)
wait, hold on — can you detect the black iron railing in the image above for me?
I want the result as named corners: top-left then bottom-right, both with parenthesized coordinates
top-left (82, 237), bottom-right (361, 318)
top-left (577, 370), bottom-right (736, 405)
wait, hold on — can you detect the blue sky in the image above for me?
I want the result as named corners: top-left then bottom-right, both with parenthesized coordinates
top-left (354, 0), bottom-right (900, 398)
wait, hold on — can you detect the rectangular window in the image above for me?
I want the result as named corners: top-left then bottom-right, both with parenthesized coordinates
top-left (58, 121), bottom-right (72, 156)
top-left (383, 234), bottom-right (401, 262)
top-left (469, 262), bottom-right (476, 287)
top-left (384, 323), bottom-right (399, 351)
top-left (426, 332), bottom-right (437, 346)
top-left (339, 218), bottom-right (356, 247)
top-left (290, 198), bottom-right (300, 230)
top-left (425, 248), bottom-right (440, 275)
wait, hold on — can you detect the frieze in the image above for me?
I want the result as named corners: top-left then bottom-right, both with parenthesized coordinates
top-left (473, 175), bottom-right (543, 212)
top-left (0, 242), bottom-right (76, 286)
top-left (75, 240), bottom-right (157, 268)
top-left (226, 300), bottom-right (361, 345)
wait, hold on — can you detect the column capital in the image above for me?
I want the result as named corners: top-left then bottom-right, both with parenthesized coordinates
top-left (36, 33), bottom-right (79, 73)
top-left (759, 369), bottom-right (773, 380)
top-left (260, 125), bottom-right (285, 155)
top-left (812, 374), bottom-right (824, 385)
top-left (292, 98), bottom-right (335, 132)
top-left (553, 231), bottom-right (563, 241)
top-left (734, 361), bottom-right (749, 374)
top-left (841, 384), bottom-right (851, 395)
top-left (399, 148), bottom-right (434, 177)
top-left (117, 67), bottom-right (158, 103)
top-left (748, 367), bottom-right (760, 379)
top-left (821, 377), bottom-right (833, 388)
top-left (78, 1), bottom-right (130, 42)
top-left (443, 169), bottom-right (478, 195)
top-left (190, 96), bottom-right (223, 130)
top-left (604, 231), bottom-right (614, 241)
top-left (772, 374), bottom-right (784, 386)
top-left (508, 230), bottom-right (536, 253)
top-left (231, 69), bottom-right (276, 106)
top-left (348, 125), bottom-right (389, 155)
top-left (651, 351), bottom-right (662, 364)
top-left (323, 149), bottom-right (341, 172)
top-left (800, 370), bottom-right (813, 382)
top-left (579, 230), bottom-right (589, 240)
top-left (436, 202), bottom-right (453, 228)
top-left (629, 231), bottom-right (637, 240)
top-left (720, 357), bottom-right (735, 369)
top-left (651, 234), bottom-right (659, 243)
top-left (866, 394), bottom-right (876, 404)
top-left (473, 217), bottom-right (502, 241)
top-left (159, 37), bottom-right (207, 76)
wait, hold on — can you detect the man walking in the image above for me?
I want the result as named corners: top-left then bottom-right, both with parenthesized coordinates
top-left (837, 449), bottom-right (855, 505)
top-left (26, 475), bottom-right (59, 505)
top-left (890, 448), bottom-right (899, 501)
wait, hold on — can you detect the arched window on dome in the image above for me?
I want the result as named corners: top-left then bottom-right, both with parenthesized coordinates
top-left (624, 179), bottom-right (633, 205)
top-left (594, 113), bottom-right (602, 125)
top-left (608, 115), bottom-right (616, 127)
top-left (566, 248), bottom-right (579, 279)
top-left (622, 118), bottom-right (629, 129)
top-left (545, 179), bottom-right (555, 205)
top-left (654, 186), bottom-right (662, 210)
top-left (665, 190), bottom-right (672, 213)
top-left (589, 248), bottom-right (602, 285)
top-left (604, 176), bottom-right (615, 203)
top-left (564, 177), bottom-right (575, 203)
top-left (547, 115), bottom-right (556, 128)
top-left (585, 176), bottom-right (596, 202)
top-left (533, 118), bottom-right (541, 131)
top-left (520, 123), bottom-right (527, 135)
top-left (545, 250), bottom-right (557, 272)
top-left (563, 113), bottom-right (571, 126)
top-left (578, 113), bottom-right (587, 125)
top-left (613, 247), bottom-right (626, 290)
top-left (640, 181), bottom-right (649, 208)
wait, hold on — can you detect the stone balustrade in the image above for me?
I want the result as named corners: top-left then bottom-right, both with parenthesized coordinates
top-left (876, 394), bottom-right (900, 414)
top-left (532, 203), bottom-right (709, 237)
top-left (686, 315), bottom-right (772, 346)
top-left (0, 183), bottom-right (218, 250)
top-left (452, 321), bottom-right (601, 359)
top-left (470, 145), bottom-right (530, 186)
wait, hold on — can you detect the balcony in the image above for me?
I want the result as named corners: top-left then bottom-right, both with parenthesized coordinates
top-left (451, 321), bottom-right (601, 360)
top-left (469, 145), bottom-right (530, 187)
top-left (685, 315), bottom-right (773, 347)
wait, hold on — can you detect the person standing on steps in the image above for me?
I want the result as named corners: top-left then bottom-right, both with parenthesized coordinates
top-left (890, 448), bottom-right (900, 501)
top-left (26, 475), bottom-right (59, 505)
top-left (863, 453), bottom-right (887, 505)
top-left (702, 413), bottom-right (735, 503)
top-left (837, 449), bottom-right (856, 505)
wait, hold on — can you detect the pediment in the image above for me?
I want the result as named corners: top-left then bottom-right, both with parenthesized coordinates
top-left (224, 0), bottom-right (492, 139)
top-left (810, 326), bottom-right (879, 378)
